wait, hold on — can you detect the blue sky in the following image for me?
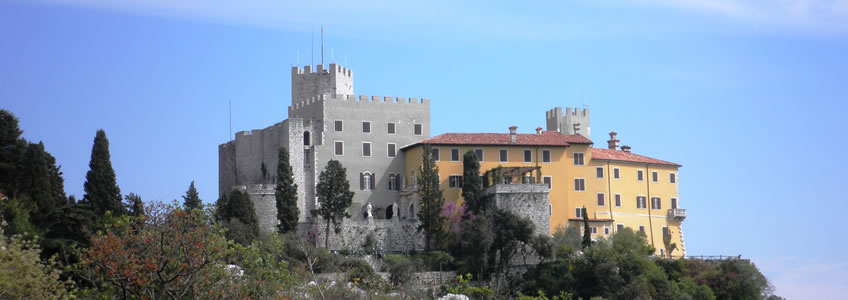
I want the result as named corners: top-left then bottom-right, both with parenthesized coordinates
top-left (2, 0), bottom-right (847, 298)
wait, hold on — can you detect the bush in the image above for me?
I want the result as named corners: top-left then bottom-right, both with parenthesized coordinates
top-left (342, 258), bottom-right (385, 291)
top-left (0, 230), bottom-right (72, 299)
top-left (383, 254), bottom-right (421, 286)
top-left (422, 250), bottom-right (456, 271)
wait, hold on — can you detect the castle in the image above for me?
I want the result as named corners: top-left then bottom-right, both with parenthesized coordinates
top-left (219, 63), bottom-right (685, 257)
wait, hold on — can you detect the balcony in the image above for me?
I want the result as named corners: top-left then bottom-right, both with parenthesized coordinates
top-left (668, 208), bottom-right (686, 220)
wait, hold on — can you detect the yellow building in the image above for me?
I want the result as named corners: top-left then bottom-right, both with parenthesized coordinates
top-left (402, 128), bottom-right (685, 257)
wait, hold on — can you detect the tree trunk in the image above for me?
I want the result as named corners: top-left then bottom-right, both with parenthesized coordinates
top-left (324, 219), bottom-right (331, 249)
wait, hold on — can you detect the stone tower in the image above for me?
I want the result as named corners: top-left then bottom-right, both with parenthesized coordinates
top-left (545, 107), bottom-right (591, 138)
top-left (291, 63), bottom-right (354, 105)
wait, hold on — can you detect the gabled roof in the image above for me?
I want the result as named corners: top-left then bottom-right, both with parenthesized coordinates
top-left (591, 148), bottom-right (681, 167)
top-left (400, 131), bottom-right (592, 150)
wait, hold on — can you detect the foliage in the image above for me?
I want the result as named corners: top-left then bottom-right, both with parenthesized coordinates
top-left (417, 144), bottom-right (447, 251)
top-left (0, 195), bottom-right (38, 238)
top-left (446, 273), bottom-right (494, 300)
top-left (490, 210), bottom-right (534, 274)
top-left (82, 129), bottom-right (124, 216)
top-left (383, 254), bottom-right (420, 286)
top-left (275, 147), bottom-right (300, 234)
top-left (342, 258), bottom-right (385, 291)
top-left (461, 150), bottom-right (483, 215)
top-left (452, 214), bottom-right (493, 277)
top-left (552, 224), bottom-right (582, 253)
top-left (181, 180), bottom-right (202, 211)
top-left (125, 193), bottom-right (144, 218)
top-left (0, 226), bottom-right (73, 299)
top-left (581, 207), bottom-right (591, 249)
top-left (216, 189), bottom-right (259, 245)
top-left (312, 159), bottom-right (354, 249)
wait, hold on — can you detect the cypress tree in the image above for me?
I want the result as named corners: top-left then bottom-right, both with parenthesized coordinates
top-left (417, 144), bottom-right (446, 252)
top-left (126, 193), bottom-right (145, 218)
top-left (313, 159), bottom-right (353, 249)
top-left (82, 129), bottom-right (123, 216)
top-left (182, 181), bottom-right (202, 211)
top-left (581, 207), bottom-right (592, 249)
top-left (461, 150), bottom-right (483, 216)
top-left (275, 147), bottom-right (299, 233)
top-left (216, 189), bottom-right (259, 244)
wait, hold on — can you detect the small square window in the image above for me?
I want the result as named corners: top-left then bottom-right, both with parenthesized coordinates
top-left (615, 194), bottom-right (621, 207)
top-left (431, 148), bottom-right (440, 161)
top-left (597, 193), bottom-right (605, 206)
top-left (523, 150), bottom-right (532, 163)
top-left (475, 149), bottom-right (484, 162)
top-left (449, 175), bottom-right (463, 188)
top-left (543, 176), bottom-right (552, 189)
top-left (362, 121), bottom-right (371, 133)
top-left (387, 122), bottom-right (396, 134)
top-left (639, 225), bottom-right (645, 233)
top-left (451, 148), bottom-right (460, 162)
top-left (613, 168), bottom-right (620, 179)
top-left (387, 143), bottom-right (397, 158)
top-left (596, 167), bottom-right (604, 178)
top-left (574, 178), bottom-right (585, 191)
top-left (617, 224), bottom-right (625, 231)
top-left (542, 150), bottom-right (551, 163)
top-left (637, 170), bottom-right (644, 181)
top-left (670, 173), bottom-right (676, 184)
top-left (499, 149), bottom-right (508, 162)
top-left (362, 142), bottom-right (372, 157)
top-left (334, 141), bottom-right (344, 156)
top-left (575, 208), bottom-right (582, 218)
top-left (591, 226), bottom-right (598, 234)
top-left (652, 171), bottom-right (658, 182)
top-left (573, 153), bottom-right (584, 166)
top-left (604, 227), bottom-right (610, 235)
top-left (414, 124), bottom-right (423, 136)
top-left (334, 120), bottom-right (343, 132)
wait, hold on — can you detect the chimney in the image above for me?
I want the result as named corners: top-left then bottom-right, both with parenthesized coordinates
top-left (573, 123), bottom-right (581, 135)
top-left (621, 145), bottom-right (631, 152)
top-left (607, 131), bottom-right (620, 150)
top-left (536, 127), bottom-right (543, 134)
top-left (509, 125), bottom-right (518, 143)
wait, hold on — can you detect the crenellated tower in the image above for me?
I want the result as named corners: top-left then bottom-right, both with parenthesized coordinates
top-left (546, 107), bottom-right (591, 138)
top-left (291, 63), bottom-right (354, 106)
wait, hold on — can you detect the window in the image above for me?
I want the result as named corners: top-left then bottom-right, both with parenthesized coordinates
top-left (360, 172), bottom-right (375, 191)
top-left (362, 142), bottom-right (372, 157)
top-left (615, 194), bottom-right (621, 207)
top-left (451, 148), bottom-right (460, 162)
top-left (597, 193), bottom-right (605, 206)
top-left (334, 141), bottom-right (344, 156)
top-left (639, 225), bottom-right (645, 233)
top-left (475, 149), bottom-right (484, 162)
top-left (523, 149), bottom-right (532, 163)
top-left (596, 167), bottom-right (604, 178)
top-left (617, 224), bottom-right (624, 231)
top-left (503, 176), bottom-right (512, 184)
top-left (362, 121), bottom-right (371, 133)
top-left (387, 122), bottom-right (396, 134)
top-left (413, 124), bottom-right (423, 135)
top-left (431, 148), bottom-right (440, 161)
top-left (543, 176), bottom-right (552, 189)
top-left (575, 208), bottom-right (582, 218)
top-left (303, 131), bottom-right (311, 146)
top-left (637, 170), bottom-right (644, 181)
top-left (670, 173), bottom-right (676, 184)
top-left (637, 196), bottom-right (647, 209)
top-left (671, 198), bottom-right (678, 209)
top-left (388, 174), bottom-right (398, 191)
top-left (449, 175), bottom-right (463, 188)
top-left (604, 226), bottom-right (610, 235)
top-left (613, 168), bottom-right (620, 179)
top-left (652, 171), bottom-right (658, 182)
top-left (574, 178), bottom-right (585, 191)
top-left (651, 197), bottom-right (661, 210)
top-left (387, 143), bottom-right (397, 158)
top-left (573, 152), bottom-right (584, 165)
top-left (542, 150), bottom-right (551, 163)
top-left (591, 226), bottom-right (598, 234)
top-left (499, 149), bottom-right (508, 162)
top-left (334, 120), bottom-right (343, 132)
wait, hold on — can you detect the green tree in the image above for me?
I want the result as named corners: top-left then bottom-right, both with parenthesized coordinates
top-left (125, 193), bottom-right (144, 218)
top-left (581, 207), bottom-right (591, 249)
top-left (0, 226), bottom-right (72, 299)
top-left (461, 150), bottom-right (483, 216)
top-left (0, 109), bottom-right (27, 197)
top-left (312, 159), bottom-right (353, 249)
top-left (454, 215), bottom-right (493, 277)
top-left (275, 147), bottom-right (299, 234)
top-left (216, 189), bottom-right (259, 244)
top-left (417, 144), bottom-right (446, 251)
top-left (490, 210), bottom-right (534, 278)
top-left (82, 129), bottom-right (124, 216)
top-left (0, 196), bottom-right (38, 238)
top-left (182, 180), bottom-right (202, 211)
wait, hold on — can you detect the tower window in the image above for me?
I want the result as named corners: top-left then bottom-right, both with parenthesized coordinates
top-left (303, 131), bottom-right (311, 146)
top-left (387, 143), bottom-right (397, 158)
top-left (387, 122), bottom-right (396, 134)
top-left (334, 141), bottom-right (344, 156)
top-left (414, 124), bottom-right (423, 136)
top-left (362, 142), bottom-right (372, 157)
top-left (362, 121), bottom-right (371, 133)
top-left (334, 120), bottom-right (343, 132)
top-left (360, 172), bottom-right (375, 191)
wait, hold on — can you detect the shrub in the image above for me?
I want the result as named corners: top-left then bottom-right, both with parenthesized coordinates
top-left (383, 254), bottom-right (421, 286)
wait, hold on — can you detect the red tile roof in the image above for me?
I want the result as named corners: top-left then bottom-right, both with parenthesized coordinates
top-left (591, 148), bottom-right (681, 167)
top-left (401, 131), bottom-right (592, 150)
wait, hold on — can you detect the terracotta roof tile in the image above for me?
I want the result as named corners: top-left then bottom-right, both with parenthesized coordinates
top-left (591, 148), bottom-right (681, 167)
top-left (401, 131), bottom-right (592, 150)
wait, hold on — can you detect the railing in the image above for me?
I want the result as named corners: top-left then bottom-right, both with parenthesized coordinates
top-left (668, 208), bottom-right (686, 219)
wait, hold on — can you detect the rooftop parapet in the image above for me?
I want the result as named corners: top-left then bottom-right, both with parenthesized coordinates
top-left (291, 63), bottom-right (353, 77)
top-left (565, 107), bottom-right (589, 116)
top-left (288, 93), bottom-right (430, 112)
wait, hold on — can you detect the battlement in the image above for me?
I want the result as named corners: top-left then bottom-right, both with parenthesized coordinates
top-left (288, 93), bottom-right (430, 112)
top-left (291, 63), bottom-right (353, 77)
top-left (564, 107), bottom-right (589, 117)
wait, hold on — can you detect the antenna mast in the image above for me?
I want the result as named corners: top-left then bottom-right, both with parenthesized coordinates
top-left (321, 26), bottom-right (324, 65)
top-left (228, 99), bottom-right (232, 141)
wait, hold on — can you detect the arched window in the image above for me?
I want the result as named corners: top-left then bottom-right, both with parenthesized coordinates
top-left (360, 172), bottom-right (374, 191)
top-left (303, 131), bottom-right (310, 146)
top-left (388, 173), bottom-right (397, 191)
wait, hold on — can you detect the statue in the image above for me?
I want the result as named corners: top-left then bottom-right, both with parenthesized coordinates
top-left (393, 201), bottom-right (400, 221)
top-left (365, 202), bottom-right (373, 222)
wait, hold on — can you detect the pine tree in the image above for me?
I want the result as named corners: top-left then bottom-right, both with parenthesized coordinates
top-left (182, 181), bottom-right (202, 211)
top-left (0, 109), bottom-right (27, 197)
top-left (275, 147), bottom-right (299, 233)
top-left (83, 130), bottom-right (123, 216)
top-left (126, 193), bottom-right (144, 218)
top-left (312, 160), bottom-right (353, 249)
top-left (417, 144), bottom-right (446, 252)
top-left (461, 150), bottom-right (483, 216)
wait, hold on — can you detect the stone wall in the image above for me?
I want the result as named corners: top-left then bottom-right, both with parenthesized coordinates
top-left (484, 184), bottom-right (551, 236)
top-left (235, 184), bottom-right (278, 234)
top-left (302, 219), bottom-right (424, 252)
